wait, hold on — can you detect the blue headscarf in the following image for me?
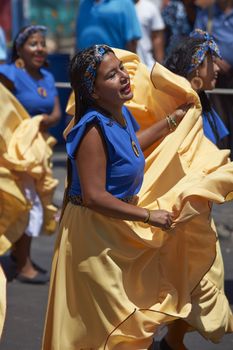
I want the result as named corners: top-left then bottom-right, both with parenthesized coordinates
top-left (15, 25), bottom-right (47, 49)
top-left (83, 45), bottom-right (111, 94)
top-left (187, 29), bottom-right (221, 74)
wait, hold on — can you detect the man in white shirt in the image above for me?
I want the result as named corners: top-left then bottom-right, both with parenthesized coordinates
top-left (135, 0), bottom-right (165, 69)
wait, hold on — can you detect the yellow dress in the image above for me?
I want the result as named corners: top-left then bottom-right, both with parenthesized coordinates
top-left (0, 83), bottom-right (59, 253)
top-left (42, 55), bottom-right (233, 349)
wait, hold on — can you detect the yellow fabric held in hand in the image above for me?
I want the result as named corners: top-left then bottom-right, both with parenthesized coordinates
top-left (0, 83), bottom-right (59, 253)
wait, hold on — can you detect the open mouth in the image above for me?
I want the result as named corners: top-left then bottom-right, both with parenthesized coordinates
top-left (121, 83), bottom-right (131, 95)
top-left (34, 56), bottom-right (45, 63)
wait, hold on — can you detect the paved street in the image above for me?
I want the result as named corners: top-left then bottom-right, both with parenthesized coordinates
top-left (0, 145), bottom-right (233, 350)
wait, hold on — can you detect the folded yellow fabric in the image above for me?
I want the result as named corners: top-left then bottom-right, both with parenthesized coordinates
top-left (0, 83), bottom-right (58, 253)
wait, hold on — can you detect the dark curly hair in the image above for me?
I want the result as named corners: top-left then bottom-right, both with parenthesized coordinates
top-left (164, 36), bottom-right (207, 78)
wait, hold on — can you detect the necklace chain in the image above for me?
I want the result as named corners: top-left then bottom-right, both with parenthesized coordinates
top-left (95, 106), bottom-right (140, 157)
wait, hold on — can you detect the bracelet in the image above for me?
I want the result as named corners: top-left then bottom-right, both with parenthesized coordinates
top-left (143, 208), bottom-right (151, 223)
top-left (166, 116), bottom-right (172, 131)
top-left (170, 115), bottom-right (177, 129)
top-left (166, 115), bottom-right (177, 132)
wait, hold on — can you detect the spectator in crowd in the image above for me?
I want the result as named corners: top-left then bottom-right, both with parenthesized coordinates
top-left (76, 0), bottom-right (142, 53)
top-left (134, 0), bottom-right (165, 68)
top-left (162, 0), bottom-right (196, 56)
top-left (0, 25), bottom-right (61, 284)
top-left (0, 26), bottom-right (7, 63)
top-left (194, 0), bottom-right (233, 159)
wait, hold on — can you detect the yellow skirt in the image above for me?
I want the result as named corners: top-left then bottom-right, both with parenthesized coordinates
top-left (42, 199), bottom-right (232, 350)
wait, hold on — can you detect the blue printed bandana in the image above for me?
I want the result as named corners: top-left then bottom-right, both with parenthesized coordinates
top-left (187, 29), bottom-right (221, 74)
top-left (83, 45), bottom-right (111, 94)
top-left (16, 25), bottom-right (47, 49)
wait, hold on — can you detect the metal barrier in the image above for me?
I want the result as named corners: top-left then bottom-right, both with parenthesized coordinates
top-left (55, 82), bottom-right (71, 89)
top-left (207, 88), bottom-right (233, 95)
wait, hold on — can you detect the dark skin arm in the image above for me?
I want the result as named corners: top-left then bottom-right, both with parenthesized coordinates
top-left (39, 96), bottom-right (62, 132)
top-left (76, 125), bottom-right (173, 228)
top-left (151, 30), bottom-right (165, 64)
top-left (137, 103), bottom-right (193, 152)
top-left (0, 74), bottom-right (14, 91)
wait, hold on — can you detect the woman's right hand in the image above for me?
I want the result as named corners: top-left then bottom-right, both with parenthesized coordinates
top-left (148, 209), bottom-right (174, 230)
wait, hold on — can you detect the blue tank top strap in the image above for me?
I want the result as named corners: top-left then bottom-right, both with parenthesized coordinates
top-left (66, 110), bottom-right (117, 159)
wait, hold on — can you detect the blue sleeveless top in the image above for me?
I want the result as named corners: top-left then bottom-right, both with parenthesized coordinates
top-left (67, 106), bottom-right (145, 199)
top-left (202, 107), bottom-right (229, 145)
top-left (0, 63), bottom-right (57, 116)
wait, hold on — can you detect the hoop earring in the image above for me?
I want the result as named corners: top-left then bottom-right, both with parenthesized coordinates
top-left (191, 76), bottom-right (203, 91)
top-left (15, 58), bottom-right (25, 69)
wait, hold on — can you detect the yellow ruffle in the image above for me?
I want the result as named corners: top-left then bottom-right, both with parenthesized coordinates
top-left (0, 83), bottom-right (59, 254)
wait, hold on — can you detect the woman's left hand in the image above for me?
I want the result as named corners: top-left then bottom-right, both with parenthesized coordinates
top-left (170, 103), bottom-right (194, 125)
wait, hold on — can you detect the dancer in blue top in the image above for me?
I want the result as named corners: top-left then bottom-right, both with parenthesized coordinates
top-left (0, 25), bottom-right (61, 284)
top-left (42, 44), bottom-right (192, 350)
top-left (0, 25), bottom-right (61, 131)
top-left (164, 28), bottom-right (229, 148)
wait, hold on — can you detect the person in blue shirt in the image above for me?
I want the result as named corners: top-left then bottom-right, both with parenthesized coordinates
top-left (0, 26), bottom-right (7, 63)
top-left (42, 44), bottom-right (191, 350)
top-left (162, 0), bottom-right (195, 56)
top-left (164, 28), bottom-right (229, 148)
top-left (0, 25), bottom-right (61, 284)
top-left (0, 25), bottom-right (61, 131)
top-left (194, 0), bottom-right (233, 158)
top-left (76, 0), bottom-right (142, 53)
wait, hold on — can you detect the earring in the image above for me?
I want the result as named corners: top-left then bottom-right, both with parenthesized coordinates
top-left (15, 58), bottom-right (25, 69)
top-left (191, 76), bottom-right (203, 91)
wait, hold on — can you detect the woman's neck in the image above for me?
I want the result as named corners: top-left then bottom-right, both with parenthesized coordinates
top-left (96, 103), bottom-right (125, 126)
top-left (25, 66), bottom-right (42, 80)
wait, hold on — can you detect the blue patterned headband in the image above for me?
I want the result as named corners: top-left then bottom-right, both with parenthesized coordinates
top-left (15, 25), bottom-right (47, 49)
top-left (187, 29), bottom-right (221, 74)
top-left (83, 45), bottom-right (112, 94)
